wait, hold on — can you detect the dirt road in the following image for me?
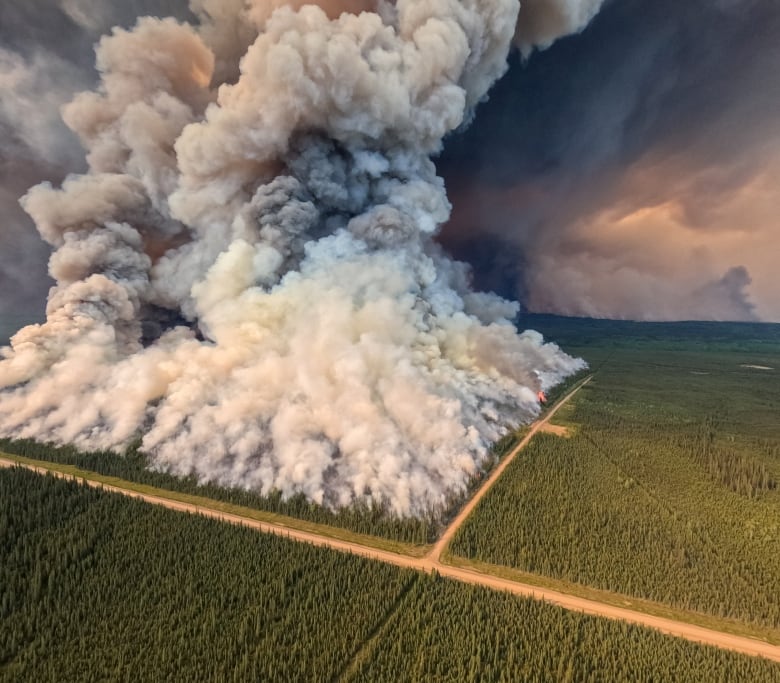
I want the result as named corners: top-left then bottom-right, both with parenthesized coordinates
top-left (429, 377), bottom-right (591, 562)
top-left (3, 378), bottom-right (780, 664)
top-left (428, 375), bottom-right (593, 563)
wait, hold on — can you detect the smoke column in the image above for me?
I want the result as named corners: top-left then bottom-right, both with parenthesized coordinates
top-left (0, 1), bottom-right (595, 516)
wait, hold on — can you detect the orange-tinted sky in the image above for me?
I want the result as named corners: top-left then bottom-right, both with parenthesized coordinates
top-left (438, 0), bottom-right (780, 322)
top-left (1, 0), bottom-right (778, 322)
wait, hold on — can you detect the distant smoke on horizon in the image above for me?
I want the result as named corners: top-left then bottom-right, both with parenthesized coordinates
top-left (438, 0), bottom-right (780, 323)
top-left (3, 0), bottom-right (775, 326)
top-left (0, 0), bottom-right (592, 516)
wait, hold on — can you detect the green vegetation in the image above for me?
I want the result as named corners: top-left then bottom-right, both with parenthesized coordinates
top-left (0, 467), bottom-right (414, 682)
top-left (0, 451), bottom-right (428, 557)
top-left (0, 437), bottom-right (436, 545)
top-left (451, 318), bottom-right (780, 630)
top-left (441, 552), bottom-right (780, 646)
top-left (3, 467), bottom-right (779, 683)
top-left (525, 314), bottom-right (780, 350)
top-left (350, 577), bottom-right (780, 683)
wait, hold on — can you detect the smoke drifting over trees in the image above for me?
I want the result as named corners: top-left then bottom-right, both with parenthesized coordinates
top-left (0, 1), bottom-right (593, 515)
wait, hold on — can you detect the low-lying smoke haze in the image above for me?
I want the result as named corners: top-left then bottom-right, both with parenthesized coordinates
top-left (0, 0), bottom-right (595, 516)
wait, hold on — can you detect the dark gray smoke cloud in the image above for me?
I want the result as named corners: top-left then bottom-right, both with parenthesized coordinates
top-left (439, 0), bottom-right (780, 322)
top-left (0, 0), bottom-right (592, 516)
top-left (0, 0), bottom-right (605, 320)
top-left (5, 1), bottom-right (776, 324)
top-left (0, 0), bottom-right (780, 319)
top-left (0, 1), bottom-right (195, 320)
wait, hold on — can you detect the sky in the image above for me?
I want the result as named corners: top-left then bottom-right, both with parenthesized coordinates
top-left (1, 0), bottom-right (778, 323)
top-left (437, 0), bottom-right (780, 322)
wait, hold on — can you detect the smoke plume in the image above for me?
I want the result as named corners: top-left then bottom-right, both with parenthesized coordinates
top-left (0, 1), bottom-right (592, 516)
top-left (515, 0), bottom-right (604, 54)
top-left (439, 0), bottom-right (780, 323)
top-left (0, 1), bottom-right (197, 320)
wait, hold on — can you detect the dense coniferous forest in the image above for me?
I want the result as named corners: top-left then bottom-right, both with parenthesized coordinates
top-left (2, 467), bottom-right (779, 682)
top-left (0, 437), bottom-right (437, 545)
top-left (350, 578), bottom-right (780, 683)
top-left (0, 468), bottom-right (415, 682)
top-left (451, 321), bottom-right (780, 629)
top-left (0, 426), bottom-right (538, 547)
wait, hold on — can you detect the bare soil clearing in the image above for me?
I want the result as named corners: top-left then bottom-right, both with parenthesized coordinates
top-left (539, 423), bottom-right (571, 437)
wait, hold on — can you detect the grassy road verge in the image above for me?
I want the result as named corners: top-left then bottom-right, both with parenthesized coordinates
top-left (0, 452), bottom-right (430, 558)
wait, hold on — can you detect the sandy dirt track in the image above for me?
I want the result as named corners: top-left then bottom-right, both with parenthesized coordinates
top-left (429, 378), bottom-right (590, 562)
top-left (2, 379), bottom-right (780, 664)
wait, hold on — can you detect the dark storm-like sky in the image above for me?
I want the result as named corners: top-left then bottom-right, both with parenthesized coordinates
top-left (1, 0), bottom-right (778, 322)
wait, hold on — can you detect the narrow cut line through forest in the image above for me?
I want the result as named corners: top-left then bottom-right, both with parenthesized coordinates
top-left (3, 375), bottom-right (780, 664)
top-left (331, 575), bottom-right (422, 683)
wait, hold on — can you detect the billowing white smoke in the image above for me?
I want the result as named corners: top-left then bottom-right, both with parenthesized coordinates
top-left (0, 0), bottom-right (592, 516)
top-left (515, 0), bottom-right (605, 54)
